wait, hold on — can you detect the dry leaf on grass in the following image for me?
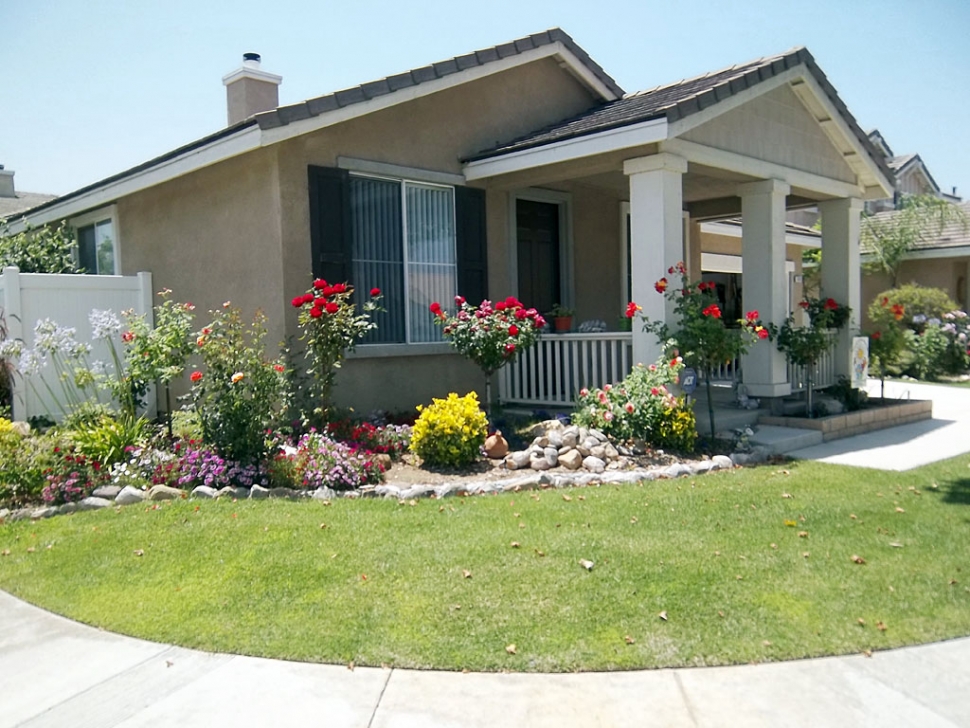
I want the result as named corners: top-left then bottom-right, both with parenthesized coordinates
top-left (798, 531), bottom-right (809, 538)
top-left (781, 493), bottom-right (793, 499)
top-left (462, 569), bottom-right (472, 579)
top-left (889, 542), bottom-right (903, 548)
top-left (579, 559), bottom-right (594, 571)
top-left (851, 555), bottom-right (867, 564)
top-left (624, 635), bottom-right (636, 644)
top-left (1, 549), bottom-right (9, 557)
top-left (510, 541), bottom-right (520, 549)
top-left (857, 618), bottom-right (866, 626)
top-left (133, 549), bottom-right (144, 557)
top-left (347, 661), bottom-right (355, 671)
top-left (505, 644), bottom-right (517, 655)
top-left (534, 549), bottom-right (546, 557)
top-left (876, 621), bottom-right (887, 632)
top-left (562, 494), bottom-right (572, 502)
top-left (319, 523), bottom-right (328, 529)
top-left (658, 610), bottom-right (668, 621)
top-left (895, 507), bottom-right (906, 513)
top-left (862, 649), bottom-right (873, 658)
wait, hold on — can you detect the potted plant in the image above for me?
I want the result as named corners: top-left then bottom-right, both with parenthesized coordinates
top-left (549, 303), bottom-right (575, 333)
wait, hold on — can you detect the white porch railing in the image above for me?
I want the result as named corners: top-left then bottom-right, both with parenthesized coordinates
top-left (499, 332), bottom-right (633, 407)
top-left (788, 330), bottom-right (839, 393)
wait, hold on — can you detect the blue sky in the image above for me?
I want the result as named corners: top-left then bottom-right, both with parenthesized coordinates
top-left (3, 0), bottom-right (968, 198)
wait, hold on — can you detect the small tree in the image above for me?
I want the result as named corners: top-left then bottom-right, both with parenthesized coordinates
top-left (865, 295), bottom-right (907, 399)
top-left (637, 262), bottom-right (769, 439)
top-left (0, 221), bottom-right (81, 274)
top-left (863, 195), bottom-right (967, 287)
top-left (431, 296), bottom-right (545, 412)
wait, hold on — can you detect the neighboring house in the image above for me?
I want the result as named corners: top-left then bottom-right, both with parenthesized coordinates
top-left (0, 167), bottom-right (56, 221)
top-left (861, 199), bottom-right (970, 316)
top-left (864, 129), bottom-right (961, 214)
top-left (8, 29), bottom-right (892, 412)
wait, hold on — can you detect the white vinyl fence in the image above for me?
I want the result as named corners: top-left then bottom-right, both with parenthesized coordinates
top-left (0, 266), bottom-right (155, 422)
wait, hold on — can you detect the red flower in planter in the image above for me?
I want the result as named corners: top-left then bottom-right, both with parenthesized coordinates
top-left (274, 364), bottom-right (285, 373)
top-left (314, 297), bottom-right (327, 307)
top-left (454, 295), bottom-right (465, 305)
top-left (655, 278), bottom-right (668, 294)
top-left (332, 283), bottom-right (347, 294)
top-left (371, 288), bottom-right (381, 297)
top-left (626, 301), bottom-right (641, 318)
top-left (430, 302), bottom-right (442, 315)
top-left (702, 304), bottom-right (722, 319)
top-left (291, 296), bottom-right (305, 308)
top-left (495, 301), bottom-right (507, 311)
top-left (325, 302), bottom-right (339, 314)
top-left (881, 296), bottom-right (889, 307)
top-left (824, 298), bottom-right (838, 311)
top-left (745, 310), bottom-right (760, 322)
top-left (313, 279), bottom-right (327, 290)
top-left (799, 300), bottom-right (810, 309)
top-left (309, 307), bottom-right (323, 318)
top-left (190, 371), bottom-right (203, 382)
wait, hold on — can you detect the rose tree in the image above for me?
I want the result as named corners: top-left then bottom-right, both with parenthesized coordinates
top-left (431, 296), bottom-right (545, 410)
top-left (634, 262), bottom-right (769, 439)
top-left (292, 280), bottom-right (383, 416)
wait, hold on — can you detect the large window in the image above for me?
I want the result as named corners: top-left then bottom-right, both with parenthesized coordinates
top-left (349, 175), bottom-right (456, 344)
top-left (72, 208), bottom-right (118, 275)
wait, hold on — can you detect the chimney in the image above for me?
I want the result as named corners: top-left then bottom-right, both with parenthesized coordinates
top-left (0, 165), bottom-right (14, 198)
top-left (222, 53), bottom-right (282, 126)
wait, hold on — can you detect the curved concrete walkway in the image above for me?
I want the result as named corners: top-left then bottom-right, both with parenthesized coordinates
top-left (2, 590), bottom-right (969, 727)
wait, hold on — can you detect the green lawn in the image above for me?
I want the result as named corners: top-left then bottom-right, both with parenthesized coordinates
top-left (2, 456), bottom-right (969, 672)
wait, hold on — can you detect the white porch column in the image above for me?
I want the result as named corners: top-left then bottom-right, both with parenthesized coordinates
top-left (740, 179), bottom-right (791, 397)
top-left (819, 197), bottom-right (863, 380)
top-left (623, 153), bottom-right (687, 366)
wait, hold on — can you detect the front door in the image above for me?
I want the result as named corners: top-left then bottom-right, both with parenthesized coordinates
top-left (516, 199), bottom-right (561, 314)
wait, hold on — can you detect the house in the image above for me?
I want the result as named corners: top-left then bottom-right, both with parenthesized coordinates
top-left (0, 167), bottom-right (56, 221)
top-left (8, 29), bottom-right (893, 413)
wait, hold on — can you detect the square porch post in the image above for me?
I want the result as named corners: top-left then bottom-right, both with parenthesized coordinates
top-left (740, 179), bottom-right (792, 397)
top-left (819, 197), bottom-right (863, 380)
top-left (623, 153), bottom-right (687, 366)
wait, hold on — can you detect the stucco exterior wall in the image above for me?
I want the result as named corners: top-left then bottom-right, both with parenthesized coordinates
top-left (682, 84), bottom-right (857, 184)
top-left (571, 184), bottom-right (623, 324)
top-left (119, 146), bottom-right (285, 344)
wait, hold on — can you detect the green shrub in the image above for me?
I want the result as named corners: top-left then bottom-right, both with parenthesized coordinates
top-left (0, 426), bottom-right (63, 507)
top-left (876, 285), bottom-right (958, 330)
top-left (70, 414), bottom-right (153, 466)
top-left (903, 327), bottom-right (950, 381)
top-left (0, 221), bottom-right (80, 274)
top-left (572, 357), bottom-right (683, 443)
top-left (654, 400), bottom-right (697, 453)
top-left (410, 392), bottom-right (487, 468)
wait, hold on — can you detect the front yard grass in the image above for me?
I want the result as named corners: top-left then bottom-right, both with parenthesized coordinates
top-left (2, 456), bottom-right (969, 672)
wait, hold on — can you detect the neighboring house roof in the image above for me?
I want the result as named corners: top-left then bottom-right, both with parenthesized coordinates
top-left (867, 129), bottom-right (893, 158)
top-left (862, 200), bottom-right (970, 253)
top-left (466, 47), bottom-right (894, 183)
top-left (258, 28), bottom-right (623, 131)
top-left (9, 28), bottom-right (619, 230)
top-left (706, 217), bottom-right (821, 245)
top-left (0, 190), bottom-right (57, 221)
top-left (888, 153), bottom-right (940, 195)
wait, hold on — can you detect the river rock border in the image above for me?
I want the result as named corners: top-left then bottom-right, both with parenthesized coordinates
top-left (0, 448), bottom-right (774, 525)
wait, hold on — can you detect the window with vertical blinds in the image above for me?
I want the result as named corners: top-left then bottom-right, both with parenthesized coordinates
top-left (350, 175), bottom-right (456, 344)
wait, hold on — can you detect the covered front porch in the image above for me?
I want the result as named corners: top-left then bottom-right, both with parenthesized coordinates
top-left (465, 50), bottom-right (893, 410)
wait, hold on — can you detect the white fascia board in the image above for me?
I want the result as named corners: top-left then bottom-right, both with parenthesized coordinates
top-left (260, 42), bottom-right (619, 148)
top-left (10, 127), bottom-right (262, 233)
top-left (702, 252), bottom-right (796, 274)
top-left (862, 245), bottom-right (970, 263)
top-left (661, 138), bottom-right (864, 199)
top-left (701, 220), bottom-right (821, 247)
top-left (463, 117), bottom-right (667, 181)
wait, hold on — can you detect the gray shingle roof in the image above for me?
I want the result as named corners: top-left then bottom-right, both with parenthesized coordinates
top-left (466, 47), bottom-right (894, 185)
top-left (0, 191), bottom-right (58, 221)
top-left (256, 28), bottom-right (624, 131)
top-left (862, 200), bottom-right (970, 252)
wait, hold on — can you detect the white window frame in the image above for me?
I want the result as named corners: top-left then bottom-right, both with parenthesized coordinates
top-left (348, 172), bottom-right (458, 353)
top-left (508, 187), bottom-right (574, 313)
top-left (70, 205), bottom-right (120, 275)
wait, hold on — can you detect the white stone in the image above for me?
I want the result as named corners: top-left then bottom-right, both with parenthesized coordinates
top-left (604, 443), bottom-right (619, 460)
top-left (31, 507), bottom-right (57, 520)
top-left (583, 456), bottom-right (606, 473)
top-left (115, 485), bottom-right (145, 505)
top-left (561, 431), bottom-right (578, 448)
top-left (57, 502), bottom-right (78, 515)
top-left (590, 428), bottom-right (608, 442)
top-left (147, 485), bottom-right (183, 501)
top-left (712, 455), bottom-right (734, 470)
top-left (560, 450), bottom-right (583, 470)
top-left (92, 485), bottom-right (121, 500)
top-left (191, 485), bottom-right (219, 499)
top-left (249, 484), bottom-right (270, 499)
top-left (543, 447), bottom-right (559, 467)
top-left (547, 430), bottom-right (563, 449)
top-left (78, 497), bottom-right (113, 511)
top-left (664, 463), bottom-right (691, 478)
top-left (590, 445), bottom-right (607, 460)
top-left (530, 455), bottom-right (552, 471)
top-left (312, 486), bottom-right (337, 501)
top-left (269, 487), bottom-right (299, 499)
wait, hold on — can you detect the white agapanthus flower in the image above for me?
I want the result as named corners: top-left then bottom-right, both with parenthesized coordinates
top-left (89, 309), bottom-right (122, 340)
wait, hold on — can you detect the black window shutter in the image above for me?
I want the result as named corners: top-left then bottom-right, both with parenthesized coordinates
top-left (455, 186), bottom-right (488, 305)
top-left (308, 166), bottom-right (352, 284)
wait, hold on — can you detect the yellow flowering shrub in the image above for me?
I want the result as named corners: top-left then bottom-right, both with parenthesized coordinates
top-left (654, 401), bottom-right (697, 453)
top-left (0, 418), bottom-right (13, 435)
top-left (410, 392), bottom-right (487, 468)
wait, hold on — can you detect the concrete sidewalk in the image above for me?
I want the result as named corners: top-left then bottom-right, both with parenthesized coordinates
top-left (788, 379), bottom-right (970, 470)
top-left (2, 590), bottom-right (969, 728)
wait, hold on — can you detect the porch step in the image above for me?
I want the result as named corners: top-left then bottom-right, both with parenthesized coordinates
top-left (749, 425), bottom-right (824, 455)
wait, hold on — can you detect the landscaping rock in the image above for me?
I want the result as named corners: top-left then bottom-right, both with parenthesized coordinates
top-left (530, 455), bottom-right (552, 471)
top-left (269, 487), bottom-right (300, 500)
top-left (691, 460), bottom-right (716, 474)
top-left (92, 485), bottom-right (122, 500)
top-left (582, 456), bottom-right (606, 473)
top-left (434, 483), bottom-right (461, 498)
top-left (603, 443), bottom-right (619, 460)
top-left (664, 463), bottom-right (691, 479)
top-left (730, 453), bottom-right (752, 466)
top-left (31, 507), bottom-right (57, 520)
top-left (712, 455), bottom-right (734, 470)
top-left (191, 485), bottom-right (218, 499)
top-left (547, 430), bottom-right (563, 449)
top-left (115, 486), bottom-right (145, 506)
top-left (8, 508), bottom-right (32, 522)
top-left (559, 449), bottom-right (583, 470)
top-left (590, 445), bottom-right (607, 460)
top-left (78, 497), bottom-right (113, 511)
top-left (590, 428), bottom-right (608, 443)
top-left (484, 431), bottom-right (509, 459)
top-left (531, 436), bottom-right (550, 449)
top-left (312, 486), bottom-right (337, 501)
top-left (374, 485), bottom-right (401, 499)
top-left (57, 503), bottom-right (78, 515)
top-left (249, 484), bottom-right (270, 499)
top-left (234, 487), bottom-right (250, 500)
top-left (372, 453), bottom-right (393, 469)
top-left (577, 444), bottom-right (591, 457)
top-left (216, 487), bottom-right (236, 499)
top-left (561, 429), bottom-right (579, 448)
top-left (543, 447), bottom-right (559, 468)
top-left (0, 508), bottom-right (9, 523)
top-left (400, 485), bottom-right (435, 500)
top-left (506, 450), bottom-right (531, 470)
top-left (148, 485), bottom-right (183, 501)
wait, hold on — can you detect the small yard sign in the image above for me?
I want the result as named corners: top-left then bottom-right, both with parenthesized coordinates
top-left (680, 367), bottom-right (698, 395)
top-left (851, 337), bottom-right (869, 389)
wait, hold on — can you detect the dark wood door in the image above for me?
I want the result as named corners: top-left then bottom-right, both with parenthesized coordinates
top-left (516, 199), bottom-right (560, 314)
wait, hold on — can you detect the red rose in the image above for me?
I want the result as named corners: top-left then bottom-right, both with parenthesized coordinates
top-left (314, 297), bottom-right (327, 307)
top-left (505, 296), bottom-right (521, 309)
top-left (291, 296), bottom-right (305, 308)
top-left (313, 279), bottom-right (327, 290)
top-left (824, 298), bottom-right (838, 311)
top-left (322, 286), bottom-right (335, 297)
top-left (757, 328), bottom-right (769, 340)
top-left (702, 304), bottom-right (722, 319)
top-left (371, 288), bottom-right (381, 297)
top-left (509, 324), bottom-right (519, 336)
top-left (626, 301), bottom-right (641, 318)
top-left (526, 308), bottom-right (538, 318)
top-left (655, 278), bottom-right (668, 294)
top-left (871, 331), bottom-right (882, 340)
top-left (190, 371), bottom-right (203, 382)
top-left (429, 302), bottom-right (442, 315)
top-left (495, 301), bottom-right (507, 311)
top-left (745, 310), bottom-right (759, 321)
top-left (325, 302), bottom-right (339, 314)
top-left (309, 307), bottom-right (323, 318)
top-left (122, 331), bottom-right (134, 343)
top-left (667, 266), bottom-right (674, 275)
top-left (504, 343), bottom-right (516, 354)
top-left (514, 308), bottom-right (527, 320)
top-left (534, 315), bottom-right (546, 328)
top-left (799, 301), bottom-right (810, 309)
top-left (274, 364), bottom-right (285, 373)
top-left (302, 293), bottom-right (315, 305)
top-left (332, 283), bottom-right (347, 294)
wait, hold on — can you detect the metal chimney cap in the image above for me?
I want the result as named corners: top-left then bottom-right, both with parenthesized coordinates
top-left (243, 52), bottom-right (261, 63)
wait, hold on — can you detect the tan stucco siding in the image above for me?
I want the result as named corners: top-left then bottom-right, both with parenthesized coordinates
top-left (572, 184), bottom-right (623, 324)
top-left (119, 147), bottom-right (285, 337)
top-left (681, 84), bottom-right (857, 184)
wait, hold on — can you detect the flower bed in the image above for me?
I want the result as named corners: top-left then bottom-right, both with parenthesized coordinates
top-left (759, 399), bottom-right (932, 441)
